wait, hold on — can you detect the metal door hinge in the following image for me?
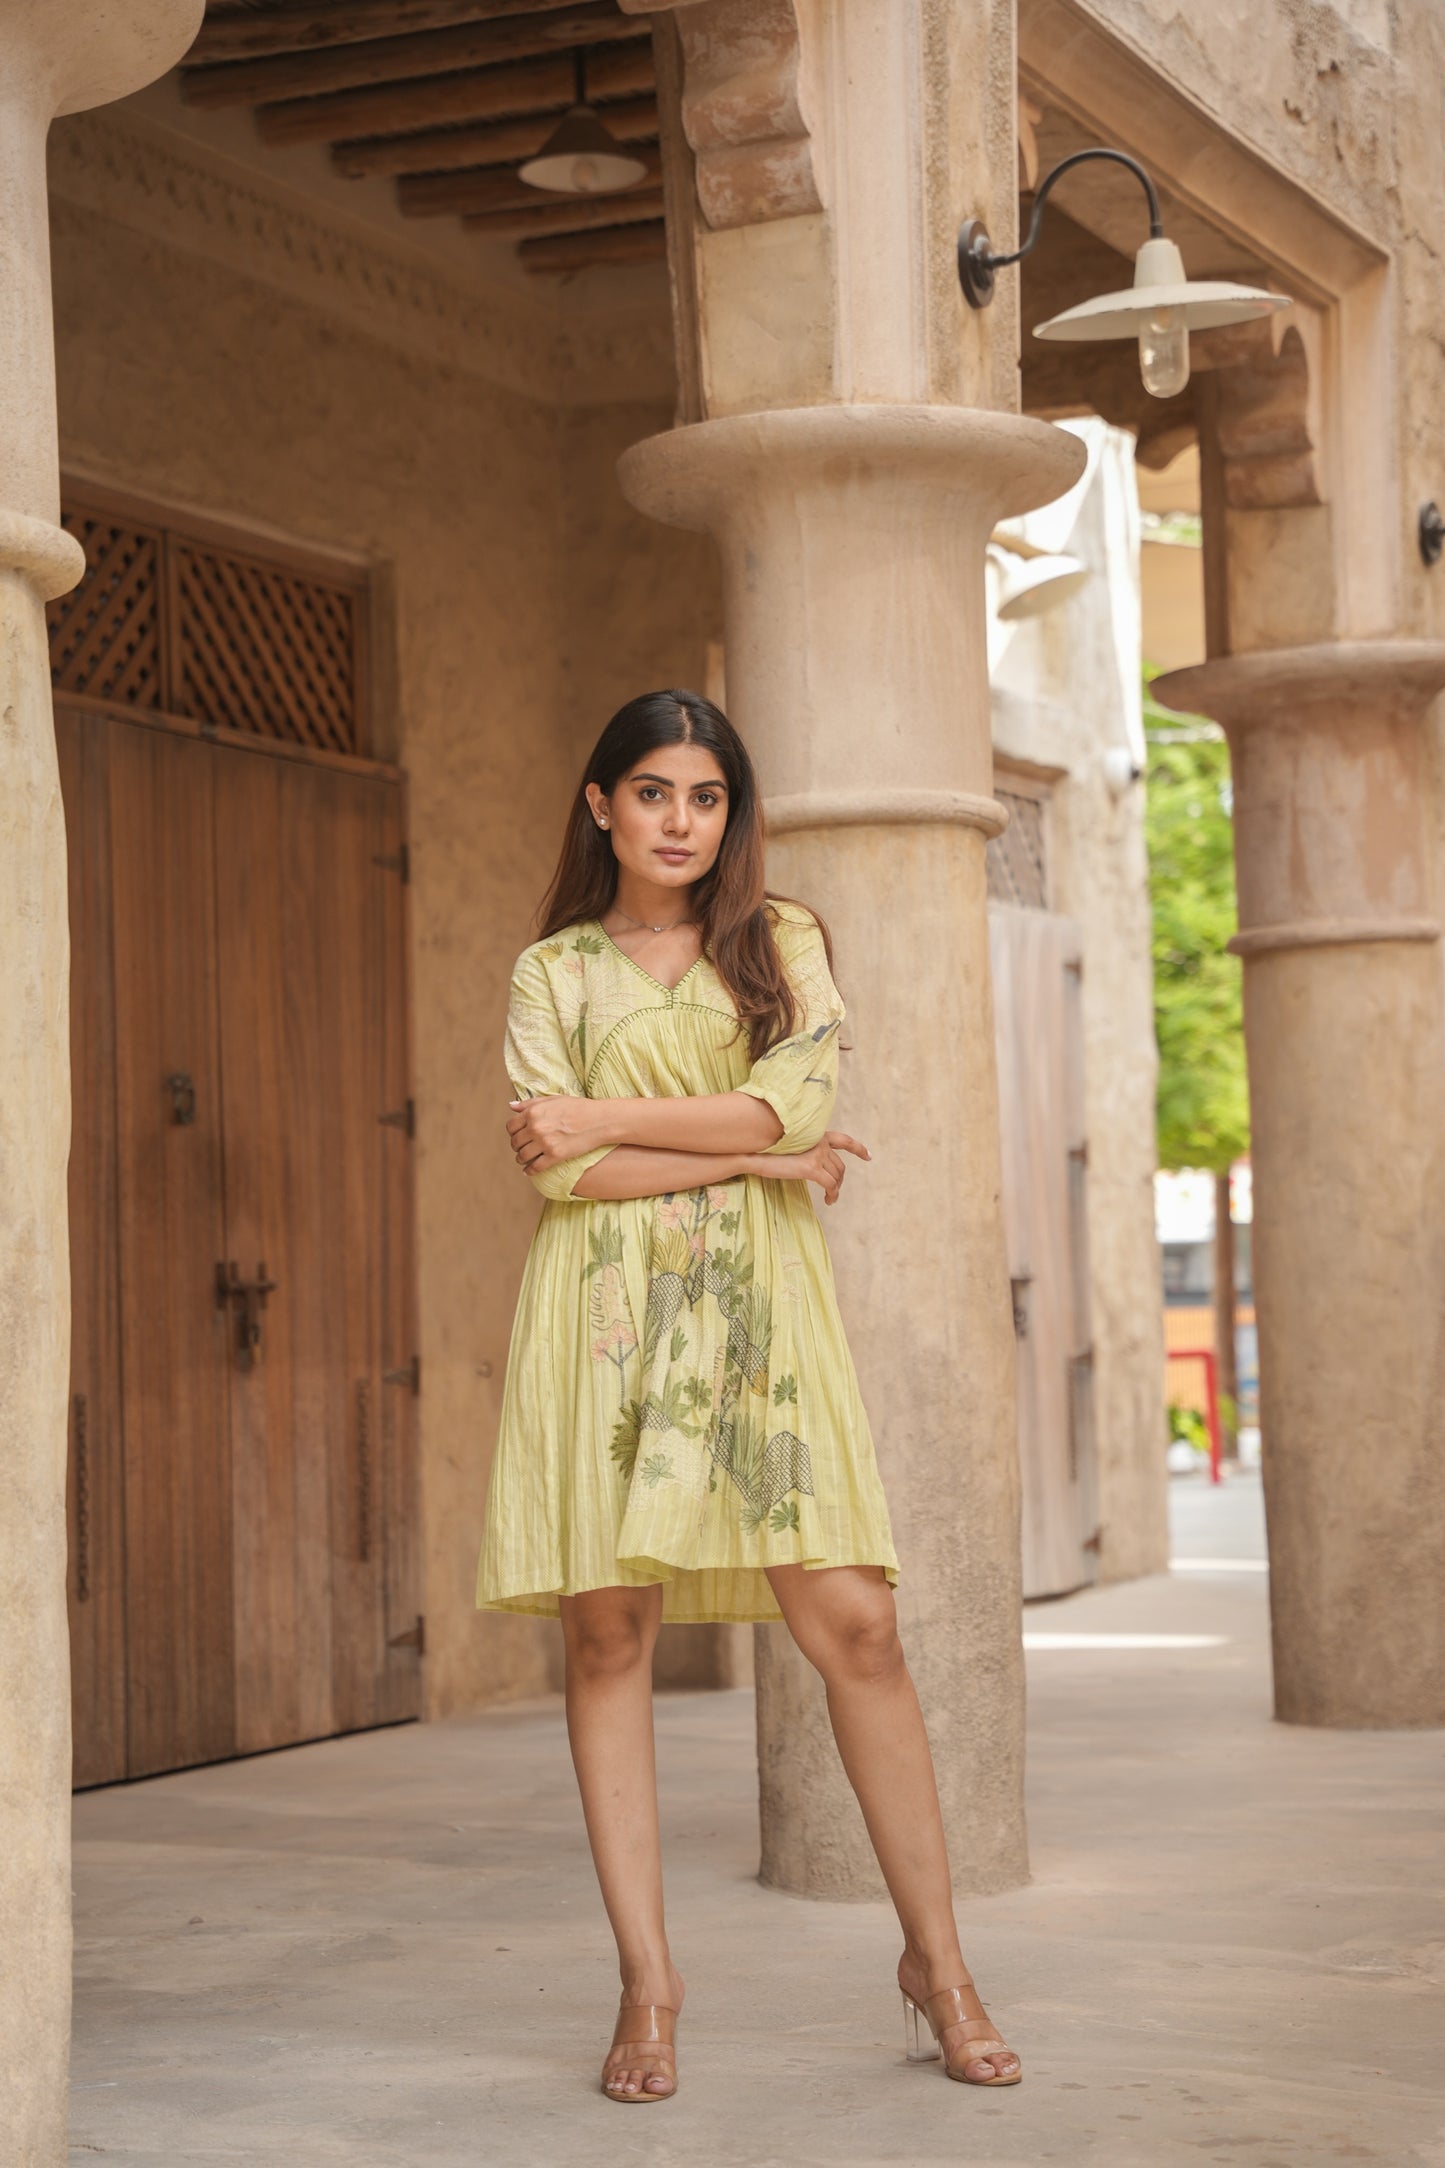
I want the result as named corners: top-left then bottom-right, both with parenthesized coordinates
top-left (384, 1354), bottom-right (420, 1395)
top-left (388, 1615), bottom-right (425, 1654)
top-left (372, 843), bottom-right (411, 883)
top-left (379, 1098), bottom-right (416, 1139)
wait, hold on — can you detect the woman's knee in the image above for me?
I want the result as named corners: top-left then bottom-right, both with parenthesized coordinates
top-left (562, 1597), bottom-right (655, 1684)
top-left (812, 1599), bottom-right (906, 1689)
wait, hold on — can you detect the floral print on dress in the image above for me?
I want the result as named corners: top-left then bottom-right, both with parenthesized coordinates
top-left (592, 1182), bottom-right (815, 1532)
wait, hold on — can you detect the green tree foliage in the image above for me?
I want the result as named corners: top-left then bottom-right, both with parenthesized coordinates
top-left (1144, 671), bottom-right (1250, 1174)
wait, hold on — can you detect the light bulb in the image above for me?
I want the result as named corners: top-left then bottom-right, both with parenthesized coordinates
top-left (1138, 305), bottom-right (1190, 397)
top-left (568, 154), bottom-right (602, 192)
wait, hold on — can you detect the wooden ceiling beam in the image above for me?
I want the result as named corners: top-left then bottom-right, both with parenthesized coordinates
top-left (191, 1), bottom-right (580, 67)
top-left (331, 91), bottom-right (656, 177)
top-left (182, 2), bottom-right (643, 111)
top-left (256, 38), bottom-right (652, 146)
top-left (519, 218), bottom-right (666, 273)
top-left (462, 186), bottom-right (663, 239)
top-left (400, 150), bottom-right (658, 217)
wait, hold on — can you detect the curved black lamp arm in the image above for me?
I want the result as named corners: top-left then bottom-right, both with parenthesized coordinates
top-left (958, 148), bottom-right (1163, 309)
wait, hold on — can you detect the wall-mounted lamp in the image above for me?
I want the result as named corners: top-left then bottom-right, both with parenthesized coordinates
top-left (958, 148), bottom-right (1291, 398)
top-left (519, 48), bottom-right (649, 195)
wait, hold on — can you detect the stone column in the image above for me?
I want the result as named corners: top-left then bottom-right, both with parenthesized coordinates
top-left (1155, 644), bottom-right (1445, 1729)
top-left (618, 0), bottom-right (1080, 1896)
top-left (621, 405), bottom-right (1084, 1894)
top-left (0, 5), bottom-right (201, 2160)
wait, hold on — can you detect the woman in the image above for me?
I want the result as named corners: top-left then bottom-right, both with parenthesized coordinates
top-left (477, 689), bottom-right (1021, 2102)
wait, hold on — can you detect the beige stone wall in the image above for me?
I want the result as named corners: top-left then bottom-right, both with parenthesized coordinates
top-left (1060, 0), bottom-right (1396, 244)
top-left (46, 131), bottom-right (718, 1720)
top-left (558, 401), bottom-right (721, 730)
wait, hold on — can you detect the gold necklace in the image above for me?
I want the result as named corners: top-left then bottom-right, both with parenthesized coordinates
top-left (610, 903), bottom-right (697, 936)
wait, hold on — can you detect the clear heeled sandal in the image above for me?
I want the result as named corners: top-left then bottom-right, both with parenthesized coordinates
top-left (901, 1980), bottom-right (1023, 2086)
top-left (601, 2003), bottom-right (678, 2103)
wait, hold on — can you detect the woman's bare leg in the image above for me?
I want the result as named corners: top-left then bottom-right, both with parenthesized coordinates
top-left (765, 1563), bottom-right (1019, 2081)
top-left (559, 1583), bottom-right (684, 2096)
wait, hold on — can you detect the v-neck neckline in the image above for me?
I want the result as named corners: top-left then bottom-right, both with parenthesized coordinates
top-left (592, 919), bottom-right (706, 997)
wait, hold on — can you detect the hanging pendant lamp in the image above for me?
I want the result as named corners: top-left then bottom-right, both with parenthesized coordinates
top-left (519, 47), bottom-right (649, 196)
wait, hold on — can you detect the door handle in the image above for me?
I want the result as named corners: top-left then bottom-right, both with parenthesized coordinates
top-left (166, 1072), bottom-right (197, 1126)
top-left (216, 1260), bottom-right (278, 1368)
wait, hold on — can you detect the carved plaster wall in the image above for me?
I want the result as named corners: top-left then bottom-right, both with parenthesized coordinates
top-left (47, 108), bottom-right (678, 409)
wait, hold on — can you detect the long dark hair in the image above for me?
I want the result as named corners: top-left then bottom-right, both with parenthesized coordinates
top-left (536, 688), bottom-right (833, 1061)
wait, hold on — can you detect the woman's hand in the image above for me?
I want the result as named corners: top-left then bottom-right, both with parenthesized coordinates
top-left (506, 1094), bottom-right (612, 1174)
top-left (746, 1130), bottom-right (870, 1205)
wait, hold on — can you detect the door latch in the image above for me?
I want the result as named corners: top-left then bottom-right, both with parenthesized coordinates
top-left (167, 1072), bottom-right (197, 1126)
top-left (216, 1260), bottom-right (278, 1368)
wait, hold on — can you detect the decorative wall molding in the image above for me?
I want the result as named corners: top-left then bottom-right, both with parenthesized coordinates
top-left (1228, 916), bottom-right (1441, 957)
top-left (765, 787), bottom-right (1009, 839)
top-left (46, 109), bottom-right (677, 409)
top-left (620, 0), bottom-right (821, 231)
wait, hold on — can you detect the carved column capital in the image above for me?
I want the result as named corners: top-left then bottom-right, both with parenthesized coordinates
top-left (621, 404), bottom-right (1085, 806)
top-left (0, 0), bottom-right (202, 527)
top-left (0, 0), bottom-right (201, 117)
top-left (1156, 642), bottom-right (1445, 956)
top-left (0, 510), bottom-right (84, 601)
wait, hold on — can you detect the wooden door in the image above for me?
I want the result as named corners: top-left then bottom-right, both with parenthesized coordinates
top-left (61, 707), bottom-right (420, 1783)
top-left (212, 747), bottom-right (420, 1750)
top-left (59, 714), bottom-right (129, 1788)
top-left (990, 904), bottom-right (1099, 1599)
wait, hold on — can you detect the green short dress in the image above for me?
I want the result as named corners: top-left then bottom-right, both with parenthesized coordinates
top-left (476, 899), bottom-right (899, 1623)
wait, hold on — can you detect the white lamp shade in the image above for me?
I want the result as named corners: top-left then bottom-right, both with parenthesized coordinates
top-left (1035, 235), bottom-right (1291, 344)
top-left (993, 549), bottom-right (1091, 620)
top-left (989, 524), bottom-right (1051, 561)
top-left (518, 105), bottom-right (649, 195)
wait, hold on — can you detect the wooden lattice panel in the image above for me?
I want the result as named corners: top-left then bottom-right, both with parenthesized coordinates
top-left (987, 788), bottom-right (1050, 911)
top-left (172, 542), bottom-right (360, 754)
top-left (47, 487), bottom-right (368, 758)
top-left (49, 511), bottom-right (163, 710)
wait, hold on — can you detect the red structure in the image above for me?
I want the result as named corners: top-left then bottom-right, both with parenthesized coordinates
top-left (1169, 1347), bottom-right (1224, 1484)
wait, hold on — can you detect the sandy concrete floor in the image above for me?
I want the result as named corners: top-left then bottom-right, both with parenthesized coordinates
top-left (72, 1471), bottom-right (1445, 2166)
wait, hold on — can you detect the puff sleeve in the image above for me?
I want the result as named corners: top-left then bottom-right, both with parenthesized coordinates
top-left (733, 909), bottom-right (845, 1154)
top-left (503, 946), bottom-right (614, 1203)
